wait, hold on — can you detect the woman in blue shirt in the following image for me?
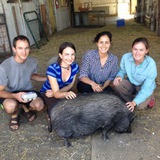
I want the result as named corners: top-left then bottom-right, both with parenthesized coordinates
top-left (77, 31), bottom-right (118, 93)
top-left (40, 42), bottom-right (79, 131)
top-left (113, 37), bottom-right (157, 112)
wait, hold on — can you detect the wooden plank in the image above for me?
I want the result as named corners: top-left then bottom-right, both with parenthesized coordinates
top-left (12, 6), bottom-right (19, 35)
top-left (144, 15), bottom-right (150, 28)
top-left (156, 0), bottom-right (160, 36)
top-left (40, 4), bottom-right (48, 35)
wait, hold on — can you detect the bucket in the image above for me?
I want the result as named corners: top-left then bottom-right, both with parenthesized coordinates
top-left (117, 19), bottom-right (125, 27)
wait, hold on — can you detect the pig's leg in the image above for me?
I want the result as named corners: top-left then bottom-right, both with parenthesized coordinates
top-left (102, 129), bottom-right (109, 141)
top-left (64, 138), bottom-right (72, 147)
top-left (46, 108), bottom-right (52, 132)
top-left (102, 123), bottom-right (114, 141)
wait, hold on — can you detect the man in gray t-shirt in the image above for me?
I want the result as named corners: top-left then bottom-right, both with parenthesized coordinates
top-left (0, 35), bottom-right (46, 131)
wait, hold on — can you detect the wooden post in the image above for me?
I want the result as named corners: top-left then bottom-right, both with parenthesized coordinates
top-left (40, 4), bottom-right (48, 36)
top-left (12, 6), bottom-right (19, 35)
top-left (140, 0), bottom-right (144, 23)
top-left (150, 2), bottom-right (154, 31)
top-left (156, 0), bottom-right (160, 36)
top-left (136, 0), bottom-right (141, 23)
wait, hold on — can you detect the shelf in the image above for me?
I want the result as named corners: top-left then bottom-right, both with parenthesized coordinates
top-left (74, 10), bottom-right (106, 28)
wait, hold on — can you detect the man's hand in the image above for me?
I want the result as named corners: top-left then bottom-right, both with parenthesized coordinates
top-left (13, 92), bottom-right (28, 103)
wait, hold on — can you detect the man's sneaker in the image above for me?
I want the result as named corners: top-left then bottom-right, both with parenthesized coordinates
top-left (148, 98), bottom-right (155, 108)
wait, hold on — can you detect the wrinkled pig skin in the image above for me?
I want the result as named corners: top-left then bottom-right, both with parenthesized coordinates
top-left (49, 92), bottom-right (135, 147)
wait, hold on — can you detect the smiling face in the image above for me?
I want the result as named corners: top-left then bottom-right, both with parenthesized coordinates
top-left (13, 40), bottom-right (30, 63)
top-left (59, 47), bottom-right (76, 66)
top-left (96, 35), bottom-right (111, 55)
top-left (132, 42), bottom-right (149, 65)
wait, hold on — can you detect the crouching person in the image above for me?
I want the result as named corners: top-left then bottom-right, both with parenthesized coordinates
top-left (40, 42), bottom-right (79, 131)
top-left (0, 35), bottom-right (46, 131)
top-left (113, 37), bottom-right (157, 112)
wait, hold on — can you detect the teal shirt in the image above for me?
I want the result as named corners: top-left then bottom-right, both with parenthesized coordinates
top-left (117, 52), bottom-right (157, 105)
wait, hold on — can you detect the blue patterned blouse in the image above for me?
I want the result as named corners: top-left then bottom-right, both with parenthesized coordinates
top-left (40, 62), bottom-right (79, 93)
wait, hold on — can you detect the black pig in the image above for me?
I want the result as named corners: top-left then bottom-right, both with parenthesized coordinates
top-left (49, 92), bottom-right (135, 147)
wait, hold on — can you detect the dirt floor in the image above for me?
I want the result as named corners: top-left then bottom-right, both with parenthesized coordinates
top-left (1, 19), bottom-right (160, 160)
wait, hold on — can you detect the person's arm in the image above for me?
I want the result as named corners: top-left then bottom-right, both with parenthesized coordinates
top-left (127, 58), bottom-right (157, 111)
top-left (133, 77), bottom-right (156, 106)
top-left (113, 54), bottom-right (128, 86)
top-left (116, 54), bottom-right (127, 79)
top-left (126, 101), bottom-right (137, 112)
top-left (79, 51), bottom-right (103, 92)
top-left (0, 85), bottom-right (13, 98)
top-left (60, 76), bottom-right (77, 92)
top-left (0, 66), bottom-right (28, 102)
top-left (31, 73), bottom-right (47, 81)
top-left (80, 77), bottom-right (103, 92)
top-left (113, 76), bottom-right (123, 86)
top-left (103, 55), bottom-right (119, 89)
top-left (30, 58), bottom-right (47, 82)
top-left (80, 77), bottom-right (95, 86)
top-left (0, 86), bottom-right (27, 103)
top-left (101, 79), bottom-right (111, 90)
top-left (46, 75), bottom-right (77, 99)
top-left (133, 58), bottom-right (157, 106)
top-left (79, 51), bottom-right (94, 85)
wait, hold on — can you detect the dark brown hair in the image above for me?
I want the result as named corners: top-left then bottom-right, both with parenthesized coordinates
top-left (57, 42), bottom-right (76, 64)
top-left (132, 37), bottom-right (150, 55)
top-left (93, 31), bottom-right (112, 43)
top-left (13, 35), bottom-right (30, 48)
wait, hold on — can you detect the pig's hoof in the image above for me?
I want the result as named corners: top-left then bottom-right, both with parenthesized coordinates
top-left (48, 125), bottom-right (52, 132)
top-left (102, 132), bottom-right (109, 141)
top-left (64, 138), bottom-right (72, 147)
top-left (103, 136), bottom-right (109, 141)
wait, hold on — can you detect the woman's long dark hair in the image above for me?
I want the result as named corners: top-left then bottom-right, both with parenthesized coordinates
top-left (93, 31), bottom-right (112, 43)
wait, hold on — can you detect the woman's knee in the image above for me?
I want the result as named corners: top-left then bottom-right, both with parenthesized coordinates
top-left (114, 79), bottom-right (133, 93)
top-left (113, 82), bottom-right (125, 94)
top-left (137, 94), bottom-right (155, 110)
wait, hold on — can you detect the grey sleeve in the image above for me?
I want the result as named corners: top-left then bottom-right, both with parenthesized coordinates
top-left (0, 66), bottom-right (8, 86)
top-left (33, 58), bottom-right (38, 74)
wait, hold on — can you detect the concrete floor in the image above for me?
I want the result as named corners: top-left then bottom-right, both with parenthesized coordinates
top-left (105, 14), bottom-right (134, 24)
top-left (74, 13), bottom-right (135, 27)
